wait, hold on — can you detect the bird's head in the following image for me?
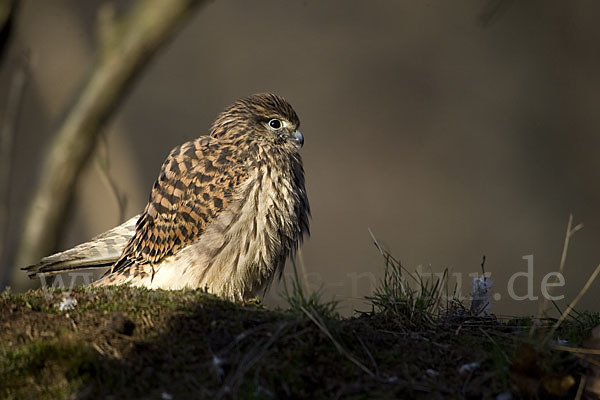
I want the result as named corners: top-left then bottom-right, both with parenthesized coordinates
top-left (210, 93), bottom-right (303, 149)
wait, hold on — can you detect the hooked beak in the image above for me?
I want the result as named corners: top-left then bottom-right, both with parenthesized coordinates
top-left (290, 130), bottom-right (304, 147)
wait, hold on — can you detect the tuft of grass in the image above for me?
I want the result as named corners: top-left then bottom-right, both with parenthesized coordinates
top-left (365, 237), bottom-right (447, 323)
top-left (281, 259), bottom-right (338, 319)
top-left (560, 310), bottom-right (600, 344)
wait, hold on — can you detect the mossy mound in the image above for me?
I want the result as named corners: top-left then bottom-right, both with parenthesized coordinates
top-left (0, 286), bottom-right (596, 399)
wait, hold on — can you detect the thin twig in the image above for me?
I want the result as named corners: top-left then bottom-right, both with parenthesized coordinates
top-left (480, 255), bottom-right (486, 276)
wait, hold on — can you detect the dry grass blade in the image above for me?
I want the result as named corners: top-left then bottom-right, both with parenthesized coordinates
top-left (220, 322), bottom-right (288, 398)
top-left (368, 228), bottom-right (385, 257)
top-left (478, 327), bottom-right (510, 363)
top-left (300, 305), bottom-right (375, 377)
top-left (544, 263), bottom-right (600, 344)
top-left (296, 249), bottom-right (311, 297)
top-left (558, 215), bottom-right (584, 277)
top-left (552, 344), bottom-right (600, 356)
top-left (282, 258), bottom-right (338, 318)
top-left (575, 375), bottom-right (586, 400)
top-left (531, 214), bottom-right (583, 337)
top-left (353, 329), bottom-right (379, 375)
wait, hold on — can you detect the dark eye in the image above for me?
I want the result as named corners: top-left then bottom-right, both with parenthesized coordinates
top-left (268, 119), bottom-right (282, 129)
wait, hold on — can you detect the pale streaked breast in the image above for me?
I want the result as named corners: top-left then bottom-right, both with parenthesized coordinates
top-left (136, 164), bottom-right (301, 300)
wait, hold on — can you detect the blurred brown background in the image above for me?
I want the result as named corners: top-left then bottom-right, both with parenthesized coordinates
top-left (1, 0), bottom-right (599, 315)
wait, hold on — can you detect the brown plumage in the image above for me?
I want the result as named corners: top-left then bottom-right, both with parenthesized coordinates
top-left (25, 93), bottom-right (310, 301)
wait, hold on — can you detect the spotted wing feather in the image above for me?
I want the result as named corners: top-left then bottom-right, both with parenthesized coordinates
top-left (109, 136), bottom-right (248, 276)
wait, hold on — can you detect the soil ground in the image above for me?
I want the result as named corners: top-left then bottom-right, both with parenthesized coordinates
top-left (0, 286), bottom-right (597, 399)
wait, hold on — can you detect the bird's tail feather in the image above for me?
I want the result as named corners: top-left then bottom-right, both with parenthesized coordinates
top-left (23, 215), bottom-right (139, 279)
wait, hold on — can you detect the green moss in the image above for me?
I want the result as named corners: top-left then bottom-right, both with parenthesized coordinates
top-left (0, 341), bottom-right (125, 400)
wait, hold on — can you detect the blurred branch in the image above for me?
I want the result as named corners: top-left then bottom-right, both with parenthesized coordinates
top-left (0, 0), bottom-right (18, 64)
top-left (0, 55), bottom-right (28, 287)
top-left (11, 0), bottom-right (205, 289)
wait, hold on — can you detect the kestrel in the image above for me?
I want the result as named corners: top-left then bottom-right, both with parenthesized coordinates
top-left (25, 93), bottom-right (310, 301)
